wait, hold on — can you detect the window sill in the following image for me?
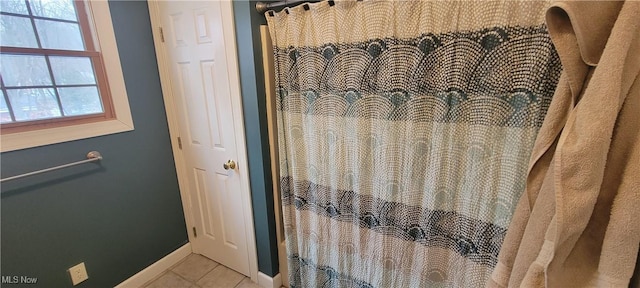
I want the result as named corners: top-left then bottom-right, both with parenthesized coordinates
top-left (1, 116), bottom-right (133, 152)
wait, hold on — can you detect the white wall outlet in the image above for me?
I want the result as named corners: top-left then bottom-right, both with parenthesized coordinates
top-left (68, 262), bottom-right (89, 285)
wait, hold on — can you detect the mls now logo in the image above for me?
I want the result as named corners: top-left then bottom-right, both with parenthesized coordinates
top-left (2, 276), bottom-right (38, 284)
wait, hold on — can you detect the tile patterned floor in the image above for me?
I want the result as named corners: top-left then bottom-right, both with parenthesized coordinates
top-left (143, 254), bottom-right (261, 288)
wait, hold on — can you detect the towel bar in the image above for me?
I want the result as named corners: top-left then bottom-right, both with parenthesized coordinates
top-left (0, 151), bottom-right (103, 183)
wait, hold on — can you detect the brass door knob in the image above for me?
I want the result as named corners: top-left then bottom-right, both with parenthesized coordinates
top-left (223, 160), bottom-right (236, 170)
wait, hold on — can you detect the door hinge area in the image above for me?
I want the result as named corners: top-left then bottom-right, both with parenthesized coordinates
top-left (177, 137), bottom-right (182, 150)
top-left (192, 227), bottom-right (197, 237)
top-left (159, 27), bottom-right (165, 43)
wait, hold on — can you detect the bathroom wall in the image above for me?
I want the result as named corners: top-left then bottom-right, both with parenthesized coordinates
top-left (0, 1), bottom-right (188, 287)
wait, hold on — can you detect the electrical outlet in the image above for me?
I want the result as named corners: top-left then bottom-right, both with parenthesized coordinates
top-left (68, 262), bottom-right (88, 285)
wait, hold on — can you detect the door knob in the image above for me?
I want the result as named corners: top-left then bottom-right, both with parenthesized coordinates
top-left (223, 160), bottom-right (236, 170)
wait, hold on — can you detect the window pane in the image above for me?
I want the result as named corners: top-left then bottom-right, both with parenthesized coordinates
top-left (50, 56), bottom-right (96, 85)
top-left (0, 0), bottom-right (29, 15)
top-left (35, 19), bottom-right (84, 50)
top-left (0, 15), bottom-right (38, 48)
top-left (29, 0), bottom-right (77, 21)
top-left (0, 54), bottom-right (52, 86)
top-left (0, 92), bottom-right (12, 123)
top-left (58, 86), bottom-right (102, 116)
top-left (7, 88), bottom-right (61, 121)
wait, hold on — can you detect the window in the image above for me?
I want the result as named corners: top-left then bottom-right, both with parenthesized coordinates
top-left (0, 0), bottom-right (133, 152)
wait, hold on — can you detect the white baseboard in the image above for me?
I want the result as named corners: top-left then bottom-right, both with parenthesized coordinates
top-left (115, 243), bottom-right (192, 288)
top-left (258, 272), bottom-right (282, 288)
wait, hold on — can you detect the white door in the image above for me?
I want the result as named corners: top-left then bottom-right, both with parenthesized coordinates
top-left (157, 0), bottom-right (251, 276)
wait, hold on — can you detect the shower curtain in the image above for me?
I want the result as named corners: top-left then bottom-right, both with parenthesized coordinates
top-left (266, 1), bottom-right (561, 287)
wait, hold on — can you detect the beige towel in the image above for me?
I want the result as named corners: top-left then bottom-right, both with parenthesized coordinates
top-left (488, 1), bottom-right (640, 287)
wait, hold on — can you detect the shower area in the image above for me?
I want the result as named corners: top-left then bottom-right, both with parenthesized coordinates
top-left (257, 0), bottom-right (639, 287)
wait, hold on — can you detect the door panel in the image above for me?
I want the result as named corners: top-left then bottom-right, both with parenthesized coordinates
top-left (158, 0), bottom-right (250, 276)
top-left (200, 60), bottom-right (224, 148)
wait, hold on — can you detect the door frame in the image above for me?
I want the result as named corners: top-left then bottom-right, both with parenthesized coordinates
top-left (260, 25), bottom-right (289, 287)
top-left (147, 0), bottom-right (259, 282)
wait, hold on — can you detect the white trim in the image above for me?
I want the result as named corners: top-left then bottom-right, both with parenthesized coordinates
top-left (258, 272), bottom-right (283, 288)
top-left (1, 1), bottom-right (134, 152)
top-left (114, 243), bottom-right (192, 288)
top-left (260, 25), bottom-right (289, 288)
top-left (147, 0), bottom-right (259, 283)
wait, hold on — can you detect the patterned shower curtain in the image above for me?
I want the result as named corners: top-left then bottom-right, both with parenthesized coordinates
top-left (266, 1), bottom-right (561, 287)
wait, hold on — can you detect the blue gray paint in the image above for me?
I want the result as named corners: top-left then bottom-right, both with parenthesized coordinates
top-left (232, 0), bottom-right (280, 277)
top-left (0, 1), bottom-right (188, 287)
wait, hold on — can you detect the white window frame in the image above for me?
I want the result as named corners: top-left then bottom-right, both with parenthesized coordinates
top-left (1, 1), bottom-right (133, 152)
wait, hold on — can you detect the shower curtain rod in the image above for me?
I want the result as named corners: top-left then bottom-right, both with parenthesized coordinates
top-left (256, 0), bottom-right (362, 14)
top-left (256, 0), bottom-right (322, 14)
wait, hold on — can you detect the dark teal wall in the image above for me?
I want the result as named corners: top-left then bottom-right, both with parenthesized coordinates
top-left (0, 1), bottom-right (188, 287)
top-left (233, 0), bottom-right (280, 277)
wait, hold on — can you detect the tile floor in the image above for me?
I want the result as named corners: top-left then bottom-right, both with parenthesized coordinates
top-left (143, 253), bottom-right (261, 288)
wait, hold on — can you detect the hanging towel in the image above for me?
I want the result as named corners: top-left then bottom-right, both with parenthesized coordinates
top-left (488, 1), bottom-right (640, 287)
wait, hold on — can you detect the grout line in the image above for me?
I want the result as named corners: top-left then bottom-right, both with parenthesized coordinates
top-left (166, 254), bottom-right (197, 285)
top-left (168, 253), bottom-right (192, 270)
top-left (170, 270), bottom-right (195, 285)
top-left (149, 253), bottom-right (247, 288)
top-left (233, 277), bottom-right (245, 288)
top-left (193, 261), bottom-right (219, 283)
top-left (233, 276), bottom-right (251, 288)
top-left (169, 253), bottom-right (219, 285)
